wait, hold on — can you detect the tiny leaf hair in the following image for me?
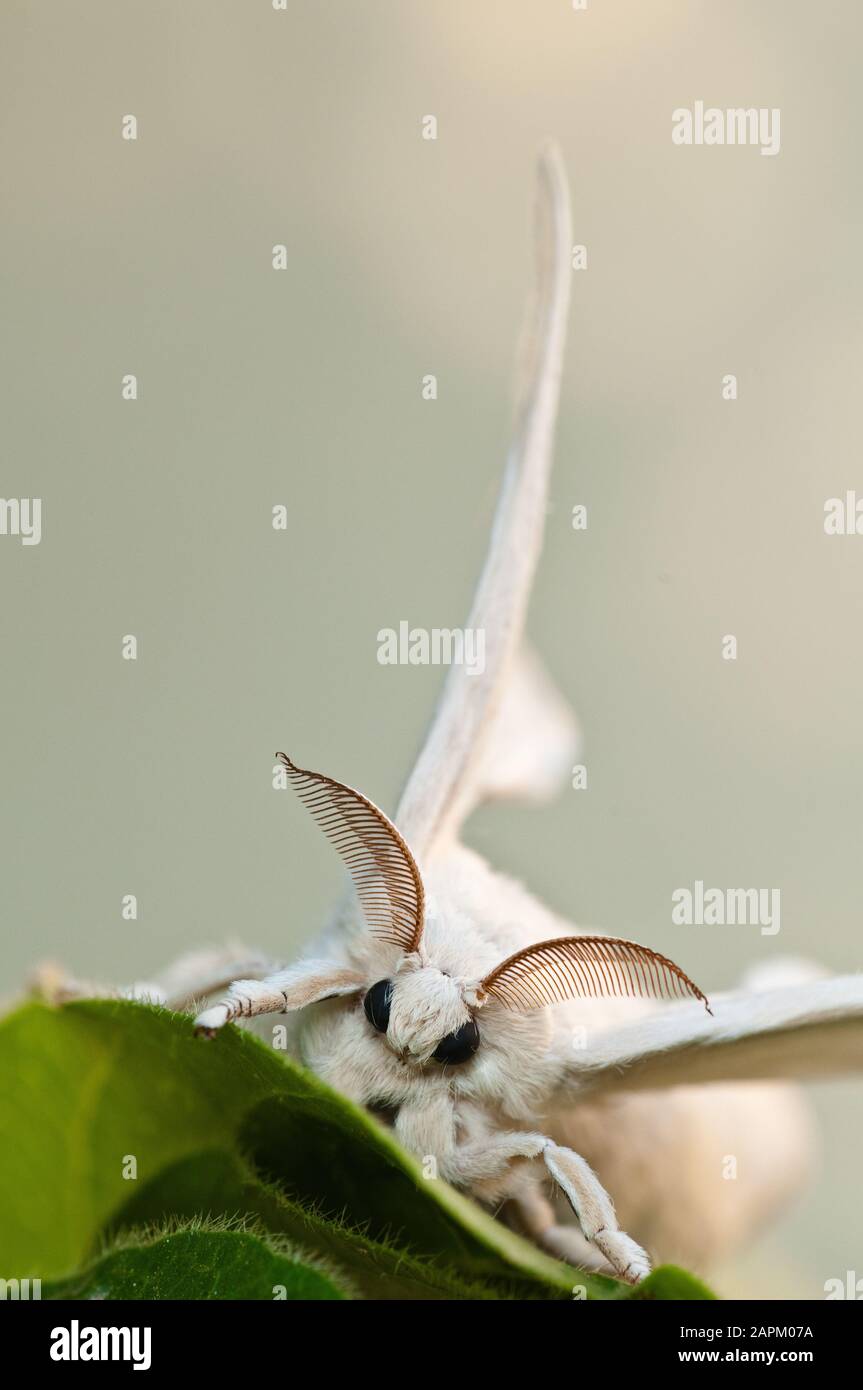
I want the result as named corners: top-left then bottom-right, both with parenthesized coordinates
top-left (478, 935), bottom-right (712, 1014)
top-left (277, 753), bottom-right (425, 953)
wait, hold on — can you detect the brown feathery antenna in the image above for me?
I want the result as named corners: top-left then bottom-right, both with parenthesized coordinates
top-left (277, 753), bottom-right (425, 954)
top-left (477, 935), bottom-right (712, 1014)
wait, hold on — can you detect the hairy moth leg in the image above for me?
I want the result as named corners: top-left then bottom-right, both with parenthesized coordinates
top-left (193, 962), bottom-right (365, 1035)
top-left (30, 946), bottom-right (278, 1012)
top-left (401, 1100), bottom-right (651, 1285)
top-left (30, 961), bottom-right (167, 1006)
top-left (153, 947), bottom-right (278, 1011)
top-left (543, 1140), bottom-right (650, 1283)
top-left (509, 1181), bottom-right (618, 1277)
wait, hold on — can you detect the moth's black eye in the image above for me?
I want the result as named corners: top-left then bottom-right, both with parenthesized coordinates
top-left (363, 979), bottom-right (393, 1034)
top-left (433, 1017), bottom-right (480, 1065)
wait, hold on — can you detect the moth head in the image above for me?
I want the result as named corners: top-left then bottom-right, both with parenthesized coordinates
top-left (362, 956), bottom-right (480, 1066)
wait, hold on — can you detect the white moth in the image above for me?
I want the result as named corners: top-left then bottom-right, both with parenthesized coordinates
top-left (44, 147), bottom-right (863, 1284)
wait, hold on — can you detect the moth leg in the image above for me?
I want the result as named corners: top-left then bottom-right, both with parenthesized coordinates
top-left (543, 1140), bottom-right (650, 1283)
top-left (194, 978), bottom-right (298, 1034)
top-left (509, 1182), bottom-right (618, 1277)
top-left (439, 1130), bottom-right (550, 1184)
top-left (439, 1130), bottom-right (649, 1283)
top-left (30, 945), bottom-right (277, 1012)
top-left (194, 962), bottom-right (365, 1035)
top-left (30, 961), bottom-right (168, 1006)
top-left (152, 946), bottom-right (277, 1011)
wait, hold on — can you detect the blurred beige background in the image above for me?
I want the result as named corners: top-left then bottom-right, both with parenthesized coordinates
top-left (1, 0), bottom-right (860, 1297)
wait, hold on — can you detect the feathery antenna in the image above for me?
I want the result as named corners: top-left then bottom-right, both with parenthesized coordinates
top-left (478, 935), bottom-right (712, 1013)
top-left (277, 753), bottom-right (425, 953)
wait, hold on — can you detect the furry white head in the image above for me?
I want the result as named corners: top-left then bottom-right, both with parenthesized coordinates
top-left (381, 955), bottom-right (477, 1065)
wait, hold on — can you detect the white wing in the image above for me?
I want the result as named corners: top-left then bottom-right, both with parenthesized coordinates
top-left (441, 642), bottom-right (579, 833)
top-left (396, 144), bottom-right (576, 859)
top-left (560, 974), bottom-right (863, 1097)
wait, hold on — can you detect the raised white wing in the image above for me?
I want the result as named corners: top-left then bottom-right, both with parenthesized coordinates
top-left (436, 642), bottom-right (579, 838)
top-left (560, 973), bottom-right (863, 1097)
top-left (396, 144), bottom-right (575, 860)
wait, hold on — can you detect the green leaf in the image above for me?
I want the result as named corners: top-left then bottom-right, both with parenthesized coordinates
top-left (0, 999), bottom-right (715, 1301)
top-left (45, 1222), bottom-right (350, 1300)
top-left (628, 1264), bottom-right (716, 1301)
top-left (0, 1000), bottom-right (586, 1293)
top-left (106, 1148), bottom-right (567, 1300)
